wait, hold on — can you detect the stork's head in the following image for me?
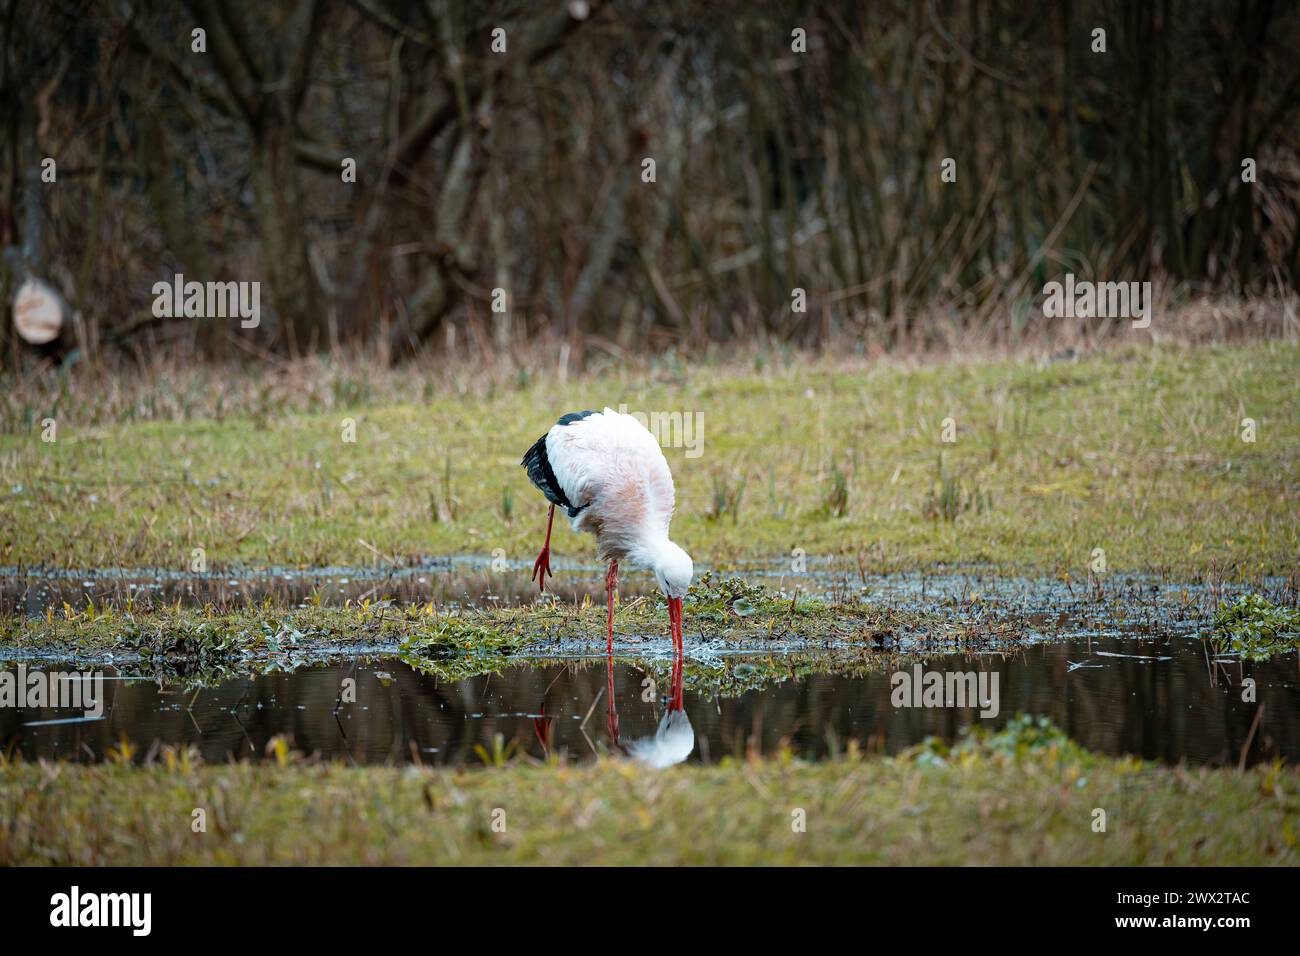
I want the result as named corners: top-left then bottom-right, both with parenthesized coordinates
top-left (649, 539), bottom-right (693, 599)
top-left (635, 538), bottom-right (692, 651)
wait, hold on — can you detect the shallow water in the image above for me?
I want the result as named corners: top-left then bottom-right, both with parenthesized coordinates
top-left (0, 558), bottom-right (613, 615)
top-left (9, 560), bottom-right (1289, 618)
top-left (5, 566), bottom-right (1295, 767)
top-left (3, 633), bottom-right (1294, 767)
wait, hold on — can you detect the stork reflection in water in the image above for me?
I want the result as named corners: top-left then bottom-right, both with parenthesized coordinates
top-left (533, 643), bottom-right (693, 768)
top-left (608, 642), bottom-right (693, 769)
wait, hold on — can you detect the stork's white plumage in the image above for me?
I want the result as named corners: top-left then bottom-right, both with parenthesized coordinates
top-left (626, 709), bottom-right (695, 768)
top-left (521, 407), bottom-right (693, 653)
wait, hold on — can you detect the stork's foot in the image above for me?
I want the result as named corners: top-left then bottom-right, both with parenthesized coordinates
top-left (531, 547), bottom-right (553, 591)
top-left (531, 503), bottom-right (556, 592)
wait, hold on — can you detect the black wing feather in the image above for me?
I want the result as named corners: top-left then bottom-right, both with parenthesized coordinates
top-left (520, 410), bottom-right (597, 511)
top-left (521, 434), bottom-right (569, 509)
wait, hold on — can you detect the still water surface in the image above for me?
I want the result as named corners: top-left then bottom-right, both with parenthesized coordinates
top-left (3, 633), bottom-right (1293, 767)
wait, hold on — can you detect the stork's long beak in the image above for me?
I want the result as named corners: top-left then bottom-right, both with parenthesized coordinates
top-left (668, 596), bottom-right (683, 652)
top-left (668, 596), bottom-right (685, 711)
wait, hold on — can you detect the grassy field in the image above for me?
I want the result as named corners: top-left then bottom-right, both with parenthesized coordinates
top-left (2, 341), bottom-right (1297, 578)
top-left (2, 341), bottom-right (1296, 868)
top-left (2, 727), bottom-right (1294, 865)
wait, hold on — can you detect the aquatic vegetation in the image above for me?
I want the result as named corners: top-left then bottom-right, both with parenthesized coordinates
top-left (0, 599), bottom-right (532, 680)
top-left (634, 648), bottom-right (908, 698)
top-left (907, 713), bottom-right (1097, 767)
top-left (1214, 593), bottom-right (1300, 661)
top-left (0, 574), bottom-right (1038, 692)
top-left (395, 651), bottom-right (516, 684)
top-left (682, 572), bottom-right (819, 623)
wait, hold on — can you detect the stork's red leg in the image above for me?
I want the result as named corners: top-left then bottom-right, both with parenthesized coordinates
top-left (668, 596), bottom-right (685, 711)
top-left (531, 503), bottom-right (555, 591)
top-left (676, 647), bottom-right (686, 712)
top-left (605, 559), bottom-right (619, 654)
top-left (605, 642), bottom-right (620, 746)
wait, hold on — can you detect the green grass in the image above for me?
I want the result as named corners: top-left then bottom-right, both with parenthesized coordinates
top-left (3, 341), bottom-right (1296, 577)
top-left (3, 733), bottom-right (1294, 865)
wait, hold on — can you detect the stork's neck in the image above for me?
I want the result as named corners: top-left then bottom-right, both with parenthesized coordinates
top-left (628, 532), bottom-right (674, 568)
top-left (633, 533), bottom-right (694, 600)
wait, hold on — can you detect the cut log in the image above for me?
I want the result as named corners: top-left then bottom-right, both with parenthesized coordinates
top-left (12, 277), bottom-right (66, 345)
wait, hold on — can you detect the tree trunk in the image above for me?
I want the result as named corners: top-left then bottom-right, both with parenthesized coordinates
top-left (250, 125), bottom-right (321, 355)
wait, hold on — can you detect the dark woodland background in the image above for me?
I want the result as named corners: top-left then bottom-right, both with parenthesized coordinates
top-left (2, 0), bottom-right (1299, 368)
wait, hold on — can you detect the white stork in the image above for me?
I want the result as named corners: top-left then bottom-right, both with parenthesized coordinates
top-left (521, 407), bottom-right (694, 652)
